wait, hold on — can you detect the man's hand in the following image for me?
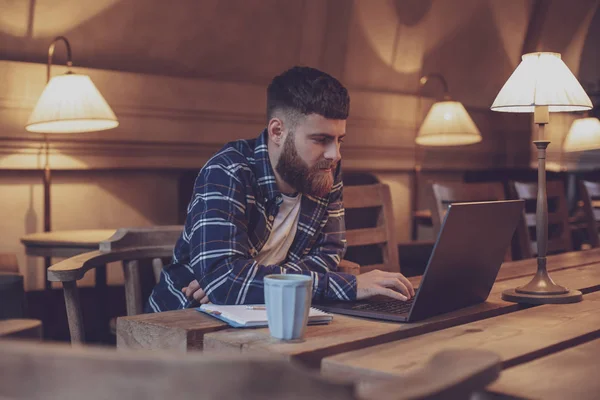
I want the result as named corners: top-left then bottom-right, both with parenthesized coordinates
top-left (356, 269), bottom-right (415, 301)
top-left (181, 280), bottom-right (210, 304)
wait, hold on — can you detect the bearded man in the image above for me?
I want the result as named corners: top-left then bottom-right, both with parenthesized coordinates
top-left (146, 66), bottom-right (414, 311)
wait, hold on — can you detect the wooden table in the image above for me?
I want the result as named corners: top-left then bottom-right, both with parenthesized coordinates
top-left (21, 230), bottom-right (117, 258)
top-left (116, 308), bottom-right (227, 351)
top-left (0, 319), bottom-right (43, 340)
top-left (117, 249), bottom-right (600, 368)
top-left (20, 229), bottom-right (116, 289)
top-left (486, 338), bottom-right (600, 399)
top-left (322, 266), bottom-right (600, 398)
top-left (203, 258), bottom-right (600, 367)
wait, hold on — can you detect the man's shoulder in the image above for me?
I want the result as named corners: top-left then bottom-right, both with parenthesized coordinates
top-left (202, 138), bottom-right (257, 181)
top-left (211, 137), bottom-right (256, 163)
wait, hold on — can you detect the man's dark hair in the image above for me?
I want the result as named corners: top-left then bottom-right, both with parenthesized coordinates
top-left (266, 66), bottom-right (350, 124)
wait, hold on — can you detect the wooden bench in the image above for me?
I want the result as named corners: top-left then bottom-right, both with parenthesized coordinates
top-left (0, 339), bottom-right (501, 400)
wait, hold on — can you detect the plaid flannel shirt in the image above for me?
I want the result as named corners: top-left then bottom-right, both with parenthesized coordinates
top-left (146, 129), bottom-right (357, 312)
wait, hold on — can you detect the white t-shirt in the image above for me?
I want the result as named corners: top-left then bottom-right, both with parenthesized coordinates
top-left (254, 193), bottom-right (302, 266)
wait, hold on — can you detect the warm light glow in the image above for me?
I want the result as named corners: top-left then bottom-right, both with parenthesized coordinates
top-left (416, 101), bottom-right (482, 146)
top-left (564, 117), bottom-right (600, 152)
top-left (0, 0), bottom-right (121, 38)
top-left (26, 73), bottom-right (118, 133)
top-left (491, 52), bottom-right (593, 113)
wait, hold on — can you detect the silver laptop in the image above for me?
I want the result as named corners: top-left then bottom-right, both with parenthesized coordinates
top-left (318, 200), bottom-right (525, 322)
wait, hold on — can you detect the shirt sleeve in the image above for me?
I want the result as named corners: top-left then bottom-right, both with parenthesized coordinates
top-left (188, 163), bottom-right (355, 305)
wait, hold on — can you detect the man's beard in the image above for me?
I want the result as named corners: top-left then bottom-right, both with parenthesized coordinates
top-left (276, 132), bottom-right (336, 198)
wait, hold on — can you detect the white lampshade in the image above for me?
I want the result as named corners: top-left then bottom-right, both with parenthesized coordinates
top-left (26, 73), bottom-right (119, 133)
top-left (416, 101), bottom-right (482, 146)
top-left (563, 117), bottom-right (600, 152)
top-left (491, 52), bottom-right (592, 113)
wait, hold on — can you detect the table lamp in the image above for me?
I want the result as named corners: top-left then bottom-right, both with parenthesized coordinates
top-left (25, 36), bottom-right (118, 269)
top-left (491, 52), bottom-right (592, 304)
top-left (563, 116), bottom-right (600, 152)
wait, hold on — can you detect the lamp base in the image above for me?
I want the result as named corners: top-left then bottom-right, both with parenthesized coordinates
top-left (501, 260), bottom-right (583, 304)
top-left (502, 288), bottom-right (582, 304)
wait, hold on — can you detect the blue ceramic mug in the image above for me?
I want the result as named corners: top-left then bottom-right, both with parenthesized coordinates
top-left (263, 274), bottom-right (312, 340)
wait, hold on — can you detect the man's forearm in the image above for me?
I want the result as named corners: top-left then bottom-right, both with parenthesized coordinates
top-left (200, 256), bottom-right (356, 304)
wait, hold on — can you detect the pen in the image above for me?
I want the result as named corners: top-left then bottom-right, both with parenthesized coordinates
top-left (245, 306), bottom-right (266, 310)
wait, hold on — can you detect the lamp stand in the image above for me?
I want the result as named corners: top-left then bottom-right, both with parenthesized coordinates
top-left (43, 134), bottom-right (53, 289)
top-left (502, 106), bottom-right (582, 304)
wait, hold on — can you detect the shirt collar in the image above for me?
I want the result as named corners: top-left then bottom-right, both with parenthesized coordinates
top-left (253, 129), bottom-right (281, 204)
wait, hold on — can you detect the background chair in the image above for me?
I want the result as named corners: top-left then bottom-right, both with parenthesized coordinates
top-left (340, 183), bottom-right (400, 275)
top-left (429, 182), bottom-right (529, 261)
top-left (0, 339), bottom-right (501, 400)
top-left (47, 226), bottom-right (182, 343)
top-left (430, 182), bottom-right (506, 235)
top-left (0, 253), bottom-right (19, 274)
top-left (0, 254), bottom-right (26, 320)
top-left (579, 180), bottom-right (600, 248)
top-left (512, 180), bottom-right (573, 257)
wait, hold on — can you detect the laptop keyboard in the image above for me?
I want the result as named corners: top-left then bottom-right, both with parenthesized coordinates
top-left (351, 298), bottom-right (415, 314)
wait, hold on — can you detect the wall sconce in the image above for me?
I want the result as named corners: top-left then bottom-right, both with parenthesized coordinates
top-left (563, 116), bottom-right (600, 152)
top-left (410, 74), bottom-right (481, 240)
top-left (415, 74), bottom-right (482, 146)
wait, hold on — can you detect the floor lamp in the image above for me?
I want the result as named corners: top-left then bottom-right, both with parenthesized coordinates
top-left (412, 74), bottom-right (482, 240)
top-left (491, 52), bottom-right (592, 304)
top-left (25, 36), bottom-right (119, 278)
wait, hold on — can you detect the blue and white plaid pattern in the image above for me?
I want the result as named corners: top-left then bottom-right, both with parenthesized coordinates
top-left (146, 130), bottom-right (356, 312)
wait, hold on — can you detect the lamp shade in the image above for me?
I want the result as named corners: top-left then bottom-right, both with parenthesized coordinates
top-left (416, 101), bottom-right (482, 146)
top-left (563, 117), bottom-right (600, 152)
top-left (26, 73), bottom-right (119, 133)
top-left (491, 52), bottom-right (592, 113)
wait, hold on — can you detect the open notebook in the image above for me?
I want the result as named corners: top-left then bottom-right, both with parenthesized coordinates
top-left (197, 304), bottom-right (333, 328)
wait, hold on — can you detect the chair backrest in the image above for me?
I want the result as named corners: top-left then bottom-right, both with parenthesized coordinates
top-left (47, 226), bottom-right (183, 343)
top-left (512, 180), bottom-right (573, 256)
top-left (0, 340), bottom-right (501, 400)
top-left (430, 182), bottom-right (506, 234)
top-left (343, 184), bottom-right (399, 274)
top-left (579, 180), bottom-right (600, 248)
top-left (429, 182), bottom-right (527, 261)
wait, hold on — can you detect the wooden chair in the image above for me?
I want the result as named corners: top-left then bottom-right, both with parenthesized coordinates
top-left (512, 180), bottom-right (573, 256)
top-left (339, 184), bottom-right (399, 275)
top-left (430, 182), bottom-right (506, 235)
top-left (429, 182), bottom-right (529, 261)
top-left (0, 339), bottom-right (501, 400)
top-left (579, 180), bottom-right (600, 248)
top-left (47, 226), bottom-right (182, 344)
